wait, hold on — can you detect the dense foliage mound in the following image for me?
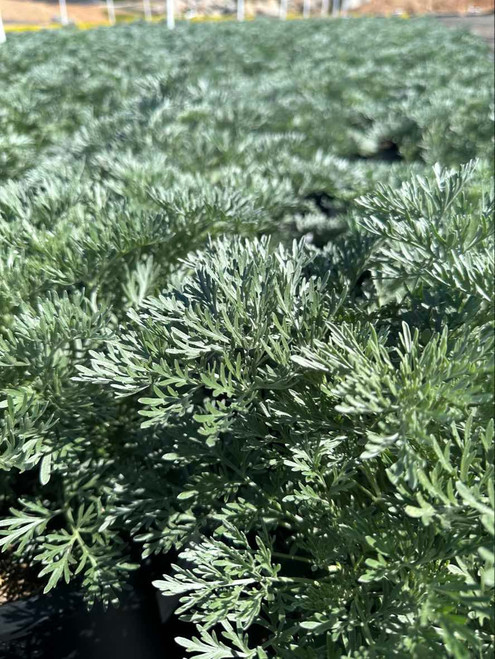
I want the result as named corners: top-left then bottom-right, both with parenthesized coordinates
top-left (0, 18), bottom-right (493, 658)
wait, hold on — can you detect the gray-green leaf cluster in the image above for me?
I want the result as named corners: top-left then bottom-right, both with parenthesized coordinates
top-left (0, 17), bottom-right (493, 658)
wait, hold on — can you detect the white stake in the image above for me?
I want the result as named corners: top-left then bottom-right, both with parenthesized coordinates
top-left (0, 12), bottom-right (6, 44)
top-left (303, 0), bottom-right (310, 17)
top-left (332, 0), bottom-right (339, 15)
top-left (237, 0), bottom-right (245, 21)
top-left (280, 0), bottom-right (288, 19)
top-left (143, 0), bottom-right (152, 20)
top-left (166, 0), bottom-right (175, 28)
top-left (106, 0), bottom-right (116, 24)
top-left (59, 0), bottom-right (69, 25)
top-left (321, 0), bottom-right (329, 16)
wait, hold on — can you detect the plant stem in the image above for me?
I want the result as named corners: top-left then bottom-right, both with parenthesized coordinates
top-left (271, 551), bottom-right (314, 565)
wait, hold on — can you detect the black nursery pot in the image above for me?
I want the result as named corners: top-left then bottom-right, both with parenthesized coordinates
top-left (0, 567), bottom-right (188, 659)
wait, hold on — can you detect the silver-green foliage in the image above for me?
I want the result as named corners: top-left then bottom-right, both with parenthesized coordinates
top-left (139, 165), bottom-right (494, 657)
top-left (0, 17), bottom-right (493, 658)
top-left (3, 163), bottom-right (490, 656)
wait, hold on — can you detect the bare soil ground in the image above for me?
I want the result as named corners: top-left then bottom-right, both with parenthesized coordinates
top-left (355, 0), bottom-right (494, 15)
top-left (0, 553), bottom-right (42, 604)
top-left (436, 13), bottom-right (494, 48)
top-left (2, 0), bottom-right (109, 25)
top-left (2, 0), bottom-right (493, 26)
